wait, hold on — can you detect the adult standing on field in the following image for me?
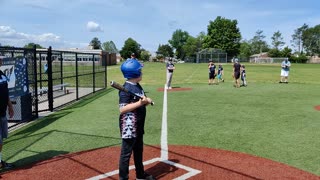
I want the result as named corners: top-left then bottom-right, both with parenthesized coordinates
top-left (233, 58), bottom-right (241, 88)
top-left (279, 59), bottom-right (291, 83)
top-left (208, 60), bottom-right (216, 85)
top-left (166, 58), bottom-right (175, 89)
top-left (0, 56), bottom-right (15, 170)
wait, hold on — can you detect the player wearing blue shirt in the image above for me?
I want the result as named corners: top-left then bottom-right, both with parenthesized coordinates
top-left (279, 59), bottom-right (291, 83)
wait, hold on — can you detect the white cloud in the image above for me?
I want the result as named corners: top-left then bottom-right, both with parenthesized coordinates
top-left (86, 21), bottom-right (103, 32)
top-left (0, 26), bottom-right (62, 47)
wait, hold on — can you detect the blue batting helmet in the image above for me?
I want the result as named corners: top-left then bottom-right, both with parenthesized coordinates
top-left (121, 59), bottom-right (143, 79)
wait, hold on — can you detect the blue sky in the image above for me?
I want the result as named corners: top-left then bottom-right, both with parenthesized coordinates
top-left (0, 0), bottom-right (319, 53)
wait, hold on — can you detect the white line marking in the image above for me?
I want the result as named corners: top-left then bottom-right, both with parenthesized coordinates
top-left (86, 158), bottom-right (161, 180)
top-left (86, 84), bottom-right (201, 180)
top-left (161, 84), bottom-right (169, 160)
top-left (185, 65), bottom-right (200, 82)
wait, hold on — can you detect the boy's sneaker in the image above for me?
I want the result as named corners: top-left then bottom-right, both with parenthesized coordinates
top-left (0, 161), bottom-right (15, 170)
top-left (136, 173), bottom-right (155, 180)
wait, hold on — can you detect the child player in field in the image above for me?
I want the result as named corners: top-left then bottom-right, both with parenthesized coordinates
top-left (217, 64), bottom-right (224, 83)
top-left (240, 64), bottom-right (247, 87)
top-left (118, 57), bottom-right (154, 180)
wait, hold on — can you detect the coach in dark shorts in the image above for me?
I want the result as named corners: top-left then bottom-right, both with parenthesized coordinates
top-left (208, 60), bottom-right (216, 85)
top-left (233, 58), bottom-right (241, 88)
top-left (0, 56), bottom-right (15, 170)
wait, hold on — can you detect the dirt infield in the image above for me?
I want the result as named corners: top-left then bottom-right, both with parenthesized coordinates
top-left (1, 145), bottom-right (318, 180)
top-left (314, 105), bottom-right (320, 111)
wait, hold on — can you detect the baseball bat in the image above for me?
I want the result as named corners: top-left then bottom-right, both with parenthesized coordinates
top-left (110, 81), bottom-right (154, 106)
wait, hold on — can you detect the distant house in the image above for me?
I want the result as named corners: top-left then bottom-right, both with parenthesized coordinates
top-left (249, 52), bottom-right (269, 62)
top-left (309, 55), bottom-right (320, 63)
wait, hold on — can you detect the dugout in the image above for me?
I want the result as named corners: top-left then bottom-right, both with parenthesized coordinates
top-left (196, 48), bottom-right (227, 63)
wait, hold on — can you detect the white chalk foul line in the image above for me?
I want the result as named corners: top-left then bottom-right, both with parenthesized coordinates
top-left (161, 84), bottom-right (169, 161)
top-left (86, 85), bottom-right (201, 180)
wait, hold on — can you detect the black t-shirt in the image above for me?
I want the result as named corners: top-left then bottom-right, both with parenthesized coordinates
top-left (0, 70), bottom-right (9, 117)
top-left (242, 69), bottom-right (246, 77)
top-left (218, 67), bottom-right (223, 74)
top-left (119, 81), bottom-right (147, 138)
top-left (233, 63), bottom-right (241, 73)
top-left (209, 64), bottom-right (216, 73)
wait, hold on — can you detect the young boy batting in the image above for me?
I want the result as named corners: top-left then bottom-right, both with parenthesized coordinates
top-left (118, 57), bottom-right (154, 180)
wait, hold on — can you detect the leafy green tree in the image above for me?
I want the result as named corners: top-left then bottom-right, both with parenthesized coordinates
top-left (140, 50), bottom-right (151, 62)
top-left (250, 30), bottom-right (269, 54)
top-left (290, 54), bottom-right (308, 63)
top-left (119, 38), bottom-right (141, 59)
top-left (280, 46), bottom-right (292, 58)
top-left (268, 49), bottom-right (281, 57)
top-left (90, 37), bottom-right (101, 49)
top-left (157, 44), bottom-right (174, 57)
top-left (271, 31), bottom-right (285, 50)
top-left (24, 43), bottom-right (44, 49)
top-left (302, 24), bottom-right (320, 55)
top-left (202, 16), bottom-right (241, 58)
top-left (168, 29), bottom-right (189, 59)
top-left (196, 31), bottom-right (206, 51)
top-left (291, 23), bottom-right (308, 54)
top-left (102, 40), bottom-right (118, 53)
top-left (182, 36), bottom-right (198, 58)
top-left (239, 40), bottom-right (252, 59)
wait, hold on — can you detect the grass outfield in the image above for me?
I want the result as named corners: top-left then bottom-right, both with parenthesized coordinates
top-left (3, 62), bottom-right (320, 175)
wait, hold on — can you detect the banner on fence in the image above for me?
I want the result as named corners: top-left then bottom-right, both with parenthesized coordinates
top-left (0, 57), bottom-right (29, 97)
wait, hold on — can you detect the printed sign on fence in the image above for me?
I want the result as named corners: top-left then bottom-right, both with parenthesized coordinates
top-left (0, 57), bottom-right (29, 97)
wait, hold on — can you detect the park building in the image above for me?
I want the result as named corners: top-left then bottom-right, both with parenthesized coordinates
top-left (36, 48), bottom-right (117, 66)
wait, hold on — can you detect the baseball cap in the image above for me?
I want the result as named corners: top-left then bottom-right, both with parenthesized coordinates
top-left (131, 53), bottom-right (136, 57)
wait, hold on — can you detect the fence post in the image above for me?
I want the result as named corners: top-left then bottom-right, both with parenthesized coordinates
top-left (33, 45), bottom-right (39, 118)
top-left (75, 53), bottom-right (79, 100)
top-left (92, 54), bottom-right (95, 92)
top-left (60, 53), bottom-right (63, 85)
top-left (105, 54), bottom-right (107, 89)
top-left (47, 46), bottom-right (54, 111)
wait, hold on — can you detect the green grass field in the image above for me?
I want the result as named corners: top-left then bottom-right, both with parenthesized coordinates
top-left (4, 62), bottom-right (320, 175)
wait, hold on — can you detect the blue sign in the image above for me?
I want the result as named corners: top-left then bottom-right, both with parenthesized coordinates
top-left (0, 57), bottom-right (29, 97)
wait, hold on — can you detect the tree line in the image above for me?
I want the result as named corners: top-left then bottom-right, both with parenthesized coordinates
top-left (90, 17), bottom-right (320, 63)
top-left (2, 16), bottom-right (319, 63)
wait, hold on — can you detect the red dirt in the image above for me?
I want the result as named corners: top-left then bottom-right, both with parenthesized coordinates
top-left (314, 105), bottom-right (320, 111)
top-left (1, 145), bottom-right (318, 180)
top-left (157, 87), bottom-right (192, 92)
